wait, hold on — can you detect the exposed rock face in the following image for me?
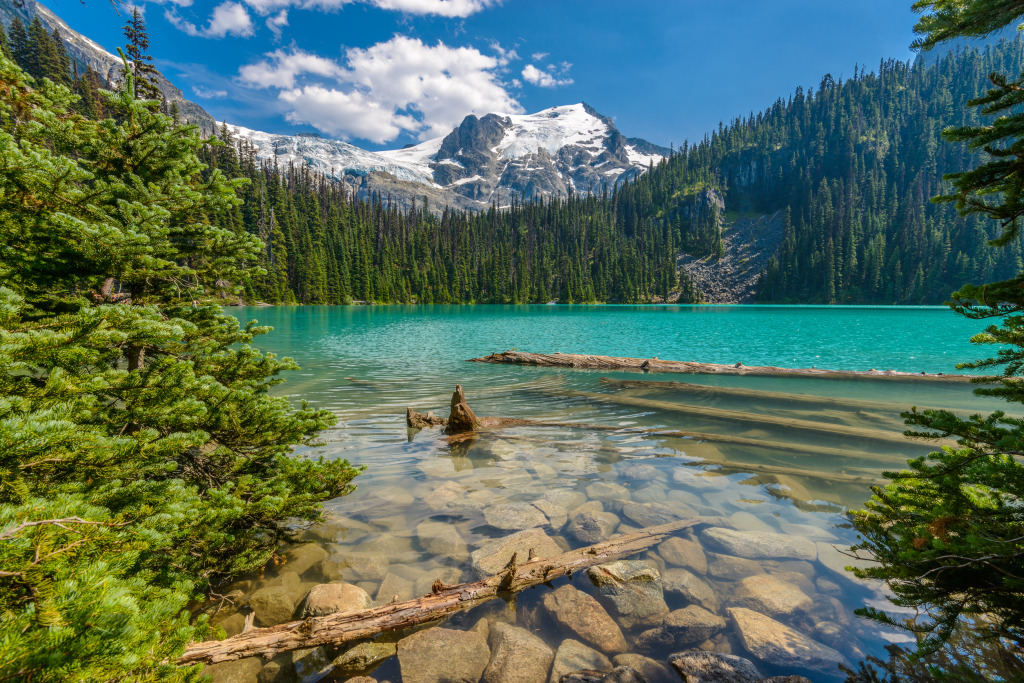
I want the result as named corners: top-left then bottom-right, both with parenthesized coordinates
top-left (299, 582), bottom-right (372, 618)
top-left (668, 651), bottom-right (762, 683)
top-left (727, 607), bottom-right (849, 675)
top-left (586, 560), bottom-right (668, 628)
top-left (729, 575), bottom-right (812, 618)
top-left (566, 511), bottom-right (621, 544)
top-left (397, 627), bottom-right (491, 683)
top-left (470, 527), bottom-right (563, 576)
top-left (446, 384), bottom-right (480, 434)
top-left (549, 640), bottom-right (613, 683)
top-left (541, 584), bottom-right (628, 654)
top-left (482, 622), bottom-right (555, 683)
top-left (701, 528), bottom-right (817, 562)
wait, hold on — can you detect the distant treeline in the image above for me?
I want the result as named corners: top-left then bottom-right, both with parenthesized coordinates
top-left (195, 39), bottom-right (1024, 305)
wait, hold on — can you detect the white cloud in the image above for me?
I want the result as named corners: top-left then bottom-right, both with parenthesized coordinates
top-left (239, 36), bottom-right (521, 143)
top-left (521, 63), bottom-right (573, 88)
top-left (530, 51), bottom-right (548, 61)
top-left (240, 0), bottom-right (494, 18)
top-left (369, 0), bottom-right (498, 17)
top-left (266, 9), bottom-right (289, 38)
top-left (239, 49), bottom-right (344, 88)
top-left (193, 85), bottom-right (229, 98)
top-left (166, 2), bottom-right (255, 38)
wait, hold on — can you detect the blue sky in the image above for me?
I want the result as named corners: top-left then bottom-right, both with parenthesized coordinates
top-left (57, 0), bottom-right (923, 150)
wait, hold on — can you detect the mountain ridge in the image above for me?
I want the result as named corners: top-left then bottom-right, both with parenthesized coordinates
top-left (228, 102), bottom-right (669, 210)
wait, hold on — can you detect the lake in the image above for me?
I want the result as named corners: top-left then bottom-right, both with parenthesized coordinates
top-left (210, 305), bottom-right (1012, 683)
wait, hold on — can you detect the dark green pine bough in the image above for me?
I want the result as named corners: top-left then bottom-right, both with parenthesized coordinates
top-left (847, 1), bottom-right (1024, 681)
top-left (0, 51), bottom-right (361, 682)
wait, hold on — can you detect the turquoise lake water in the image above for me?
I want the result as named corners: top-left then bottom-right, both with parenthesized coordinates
top-left (214, 305), bottom-right (1016, 682)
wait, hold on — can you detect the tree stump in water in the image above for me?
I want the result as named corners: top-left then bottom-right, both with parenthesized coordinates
top-left (445, 384), bottom-right (480, 434)
top-left (406, 407), bottom-right (447, 429)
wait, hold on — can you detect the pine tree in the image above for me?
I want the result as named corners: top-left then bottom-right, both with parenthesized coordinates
top-left (0, 53), bottom-right (362, 681)
top-left (122, 7), bottom-right (161, 100)
top-left (847, 1), bottom-right (1024, 676)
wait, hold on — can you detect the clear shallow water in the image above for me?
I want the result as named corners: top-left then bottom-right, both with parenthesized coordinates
top-left (208, 305), bottom-right (1011, 683)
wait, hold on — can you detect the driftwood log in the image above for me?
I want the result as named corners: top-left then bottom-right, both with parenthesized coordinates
top-left (469, 350), bottom-right (975, 382)
top-left (179, 519), bottom-right (712, 665)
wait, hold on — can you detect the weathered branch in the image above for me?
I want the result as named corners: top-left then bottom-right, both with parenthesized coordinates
top-left (178, 518), bottom-right (716, 665)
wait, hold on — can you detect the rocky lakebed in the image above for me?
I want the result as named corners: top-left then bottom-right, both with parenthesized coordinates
top-left (200, 448), bottom-right (898, 683)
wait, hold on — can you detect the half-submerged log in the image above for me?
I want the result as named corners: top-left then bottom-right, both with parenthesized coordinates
top-left (408, 386), bottom-right (531, 437)
top-left (470, 351), bottom-right (975, 383)
top-left (179, 519), bottom-right (711, 665)
top-left (598, 377), bottom-right (940, 413)
top-left (545, 388), bottom-right (936, 447)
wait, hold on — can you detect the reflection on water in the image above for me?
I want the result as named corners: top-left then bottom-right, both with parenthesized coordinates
top-left (205, 306), bottom-right (1009, 683)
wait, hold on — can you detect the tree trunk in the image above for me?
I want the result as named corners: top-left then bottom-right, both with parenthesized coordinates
top-left (178, 518), bottom-right (715, 665)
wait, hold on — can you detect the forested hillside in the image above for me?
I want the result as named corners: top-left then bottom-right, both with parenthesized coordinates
top-left (198, 38), bottom-right (1024, 305)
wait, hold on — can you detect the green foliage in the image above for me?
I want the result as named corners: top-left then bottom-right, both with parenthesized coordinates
top-left (0, 53), bottom-right (361, 682)
top-left (846, 1), bottom-right (1024, 679)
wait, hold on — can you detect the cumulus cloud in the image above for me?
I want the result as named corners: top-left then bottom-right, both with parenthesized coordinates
top-left (239, 36), bottom-right (521, 143)
top-left (521, 63), bottom-right (573, 88)
top-left (166, 1), bottom-right (255, 38)
top-left (266, 9), bottom-right (289, 38)
top-left (239, 49), bottom-right (344, 88)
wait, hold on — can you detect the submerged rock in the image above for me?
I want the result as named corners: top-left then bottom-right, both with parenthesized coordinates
top-left (299, 582), bottom-right (372, 618)
top-left (701, 528), bottom-right (816, 561)
top-left (376, 572), bottom-right (415, 603)
top-left (334, 640), bottom-right (398, 675)
top-left (541, 584), bottom-right (628, 654)
top-left (202, 658), bottom-right (264, 683)
top-left (727, 607), bottom-right (849, 674)
top-left (586, 481), bottom-right (632, 504)
top-left (470, 527), bottom-right (562, 576)
top-left (397, 627), bottom-right (490, 683)
top-left (662, 568), bottom-right (719, 611)
top-left (620, 501), bottom-right (694, 528)
top-left (321, 551), bottom-right (389, 582)
top-left (549, 640), bottom-right (613, 683)
top-left (422, 481), bottom-right (469, 511)
top-left (612, 654), bottom-right (672, 683)
top-left (541, 489), bottom-right (588, 513)
top-left (705, 552), bottom-right (765, 581)
top-left (658, 536), bottom-right (707, 573)
top-left (483, 621), bottom-right (555, 683)
top-left (661, 605), bottom-right (727, 645)
top-left (484, 502), bottom-right (550, 530)
top-left (282, 544), bottom-right (329, 577)
top-left (730, 575), bottom-right (812, 619)
top-left (416, 520), bottom-right (469, 562)
top-left (533, 498), bottom-right (569, 529)
top-left (560, 666), bottom-right (648, 683)
top-left (249, 579), bottom-right (300, 626)
top-left (622, 463), bottom-right (661, 482)
top-left (667, 651), bottom-right (761, 683)
top-left (586, 560), bottom-right (668, 628)
top-left (566, 511), bottom-right (621, 545)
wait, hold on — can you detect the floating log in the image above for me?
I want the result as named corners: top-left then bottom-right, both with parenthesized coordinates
top-left (179, 519), bottom-right (712, 665)
top-left (598, 377), bottom-right (937, 414)
top-left (470, 351), bottom-right (975, 383)
top-left (545, 388), bottom-right (936, 447)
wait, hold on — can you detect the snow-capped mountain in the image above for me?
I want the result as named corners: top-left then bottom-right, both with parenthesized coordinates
top-left (229, 103), bottom-right (669, 210)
